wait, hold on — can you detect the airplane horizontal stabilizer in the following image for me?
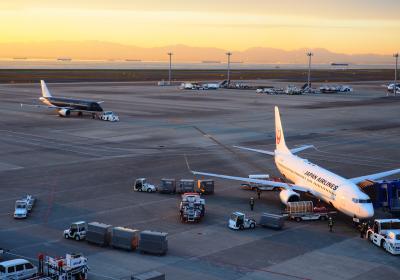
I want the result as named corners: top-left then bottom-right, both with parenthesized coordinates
top-left (290, 145), bottom-right (314, 154)
top-left (233, 145), bottom-right (275, 156)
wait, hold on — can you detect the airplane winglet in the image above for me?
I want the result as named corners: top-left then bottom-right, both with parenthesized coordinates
top-left (184, 154), bottom-right (194, 174)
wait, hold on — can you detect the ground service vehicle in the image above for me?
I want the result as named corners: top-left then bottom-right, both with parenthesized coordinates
top-left (36, 253), bottom-right (89, 279)
top-left (367, 219), bottom-right (400, 255)
top-left (228, 212), bottom-right (256, 230)
top-left (14, 195), bottom-right (35, 219)
top-left (100, 111), bottom-right (119, 122)
top-left (133, 178), bottom-right (157, 192)
top-left (179, 193), bottom-right (205, 223)
top-left (64, 221), bottom-right (87, 241)
top-left (285, 201), bottom-right (330, 222)
top-left (240, 174), bottom-right (272, 191)
top-left (0, 259), bottom-right (37, 280)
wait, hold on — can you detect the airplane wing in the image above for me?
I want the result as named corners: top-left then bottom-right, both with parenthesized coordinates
top-left (191, 170), bottom-right (309, 193)
top-left (21, 103), bottom-right (58, 109)
top-left (350, 168), bottom-right (400, 184)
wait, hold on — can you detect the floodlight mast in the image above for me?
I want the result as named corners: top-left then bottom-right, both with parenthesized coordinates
top-left (394, 53), bottom-right (399, 96)
top-left (226, 52), bottom-right (232, 87)
top-left (307, 52), bottom-right (313, 89)
top-left (168, 52), bottom-right (173, 85)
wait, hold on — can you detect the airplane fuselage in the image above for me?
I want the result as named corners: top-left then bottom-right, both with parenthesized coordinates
top-left (275, 151), bottom-right (374, 219)
top-left (40, 97), bottom-right (103, 112)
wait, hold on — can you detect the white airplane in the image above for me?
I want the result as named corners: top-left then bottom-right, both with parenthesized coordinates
top-left (192, 106), bottom-right (400, 220)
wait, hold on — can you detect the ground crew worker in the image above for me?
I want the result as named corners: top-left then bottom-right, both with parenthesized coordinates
top-left (250, 197), bottom-right (255, 211)
top-left (257, 189), bottom-right (261, 199)
top-left (360, 222), bottom-right (367, 238)
top-left (328, 216), bottom-right (334, 232)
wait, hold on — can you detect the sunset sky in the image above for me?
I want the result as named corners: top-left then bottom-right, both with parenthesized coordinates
top-left (1, 0), bottom-right (399, 55)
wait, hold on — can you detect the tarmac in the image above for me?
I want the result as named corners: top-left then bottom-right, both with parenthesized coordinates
top-left (0, 80), bottom-right (399, 279)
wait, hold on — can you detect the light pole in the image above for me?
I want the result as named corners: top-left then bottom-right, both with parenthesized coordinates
top-left (226, 52), bottom-right (232, 86)
top-left (394, 53), bottom-right (399, 96)
top-left (168, 52), bottom-right (173, 85)
top-left (306, 52), bottom-right (313, 90)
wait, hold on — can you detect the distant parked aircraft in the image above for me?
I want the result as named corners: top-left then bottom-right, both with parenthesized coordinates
top-left (21, 80), bottom-right (103, 117)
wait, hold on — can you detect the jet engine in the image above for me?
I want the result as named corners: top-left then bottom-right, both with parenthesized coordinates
top-left (279, 189), bottom-right (300, 205)
top-left (58, 108), bottom-right (71, 117)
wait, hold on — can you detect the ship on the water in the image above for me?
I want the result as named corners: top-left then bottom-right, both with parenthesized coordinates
top-left (331, 62), bottom-right (349, 66)
top-left (57, 57), bottom-right (72, 61)
top-left (202, 60), bottom-right (221, 63)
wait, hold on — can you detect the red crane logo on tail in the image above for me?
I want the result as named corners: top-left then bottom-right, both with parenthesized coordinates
top-left (276, 129), bottom-right (281, 144)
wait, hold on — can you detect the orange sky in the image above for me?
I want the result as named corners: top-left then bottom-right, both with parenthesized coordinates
top-left (0, 0), bottom-right (399, 55)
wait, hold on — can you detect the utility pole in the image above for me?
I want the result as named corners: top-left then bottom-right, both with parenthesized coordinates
top-left (168, 52), bottom-right (173, 85)
top-left (394, 53), bottom-right (399, 96)
top-left (306, 52), bottom-right (313, 90)
top-left (226, 52), bottom-right (232, 87)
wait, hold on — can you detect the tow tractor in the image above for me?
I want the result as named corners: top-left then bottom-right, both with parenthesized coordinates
top-left (14, 195), bottom-right (35, 219)
top-left (64, 221), bottom-right (87, 241)
top-left (179, 193), bottom-right (205, 223)
top-left (228, 212), bottom-right (256, 230)
top-left (133, 178), bottom-right (157, 193)
top-left (284, 201), bottom-right (332, 222)
top-left (99, 111), bottom-right (119, 122)
top-left (35, 253), bottom-right (89, 279)
top-left (367, 219), bottom-right (400, 255)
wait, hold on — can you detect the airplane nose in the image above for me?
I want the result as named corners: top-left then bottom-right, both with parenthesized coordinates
top-left (359, 204), bottom-right (374, 219)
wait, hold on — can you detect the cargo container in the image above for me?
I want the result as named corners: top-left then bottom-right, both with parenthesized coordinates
top-left (138, 231), bottom-right (168, 255)
top-left (86, 222), bottom-right (112, 246)
top-left (111, 227), bottom-right (139, 251)
top-left (259, 213), bottom-right (285, 230)
top-left (158, 179), bottom-right (176, 194)
top-left (196, 180), bottom-right (214, 194)
top-left (177, 179), bottom-right (195, 194)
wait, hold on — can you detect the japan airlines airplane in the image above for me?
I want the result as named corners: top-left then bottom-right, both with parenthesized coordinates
top-left (192, 106), bottom-right (400, 220)
top-left (21, 80), bottom-right (103, 117)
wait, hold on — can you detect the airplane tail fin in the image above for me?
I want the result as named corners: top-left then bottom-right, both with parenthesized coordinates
top-left (275, 106), bottom-right (291, 154)
top-left (40, 80), bottom-right (52, 98)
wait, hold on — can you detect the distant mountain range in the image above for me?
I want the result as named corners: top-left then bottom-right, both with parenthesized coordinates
top-left (0, 41), bottom-right (394, 64)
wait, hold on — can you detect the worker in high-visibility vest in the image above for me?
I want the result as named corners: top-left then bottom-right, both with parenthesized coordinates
top-left (328, 217), bottom-right (334, 232)
top-left (250, 197), bottom-right (255, 211)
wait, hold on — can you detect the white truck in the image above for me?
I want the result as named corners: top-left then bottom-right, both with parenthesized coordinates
top-left (99, 111), bottom-right (119, 122)
top-left (14, 195), bottom-right (35, 219)
top-left (228, 212), bottom-right (256, 230)
top-left (367, 219), bottom-right (400, 255)
top-left (64, 221), bottom-right (87, 241)
top-left (240, 174), bottom-right (273, 191)
top-left (133, 178), bottom-right (157, 192)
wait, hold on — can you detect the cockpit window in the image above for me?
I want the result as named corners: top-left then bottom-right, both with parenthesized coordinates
top-left (352, 198), bottom-right (372, 203)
